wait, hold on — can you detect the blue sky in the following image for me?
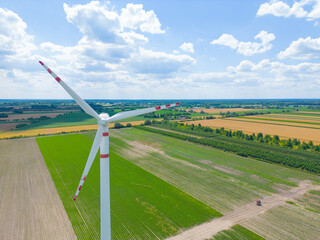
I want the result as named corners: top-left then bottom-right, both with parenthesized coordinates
top-left (0, 0), bottom-right (320, 99)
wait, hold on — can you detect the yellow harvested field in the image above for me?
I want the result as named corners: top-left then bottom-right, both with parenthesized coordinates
top-left (0, 120), bottom-right (144, 139)
top-left (0, 138), bottom-right (77, 240)
top-left (188, 118), bottom-right (320, 144)
top-left (234, 117), bottom-right (320, 129)
top-left (247, 115), bottom-right (320, 123)
top-left (187, 108), bottom-right (260, 114)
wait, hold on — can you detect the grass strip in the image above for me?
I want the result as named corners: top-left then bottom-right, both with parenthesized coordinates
top-left (213, 225), bottom-right (265, 240)
top-left (224, 118), bottom-right (320, 130)
top-left (239, 116), bottom-right (320, 125)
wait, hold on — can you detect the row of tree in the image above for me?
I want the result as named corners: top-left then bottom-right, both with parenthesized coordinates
top-left (135, 125), bottom-right (320, 174)
top-left (153, 121), bottom-right (320, 152)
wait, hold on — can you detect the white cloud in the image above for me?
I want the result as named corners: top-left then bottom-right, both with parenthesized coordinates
top-left (211, 34), bottom-right (238, 49)
top-left (0, 8), bottom-right (36, 65)
top-left (187, 58), bottom-right (320, 95)
top-left (211, 31), bottom-right (275, 56)
top-left (179, 42), bottom-right (194, 53)
top-left (63, 1), bottom-right (123, 43)
top-left (120, 3), bottom-right (165, 34)
top-left (39, 2), bottom-right (193, 86)
top-left (278, 36), bottom-right (320, 59)
top-left (128, 47), bottom-right (196, 74)
top-left (257, 0), bottom-right (320, 20)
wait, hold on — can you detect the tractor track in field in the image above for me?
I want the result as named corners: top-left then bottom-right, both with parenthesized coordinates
top-left (167, 180), bottom-right (320, 240)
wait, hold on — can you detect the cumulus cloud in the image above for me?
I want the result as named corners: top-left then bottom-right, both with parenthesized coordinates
top-left (64, 1), bottom-right (123, 43)
top-left (179, 42), bottom-right (194, 53)
top-left (187, 58), bottom-right (320, 94)
top-left (128, 48), bottom-right (196, 74)
top-left (120, 3), bottom-right (165, 34)
top-left (211, 31), bottom-right (275, 56)
top-left (211, 34), bottom-right (239, 49)
top-left (0, 8), bottom-right (36, 64)
top-left (257, 0), bottom-right (320, 20)
top-left (278, 36), bottom-right (320, 59)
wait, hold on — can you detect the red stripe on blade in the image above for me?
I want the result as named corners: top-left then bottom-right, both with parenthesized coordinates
top-left (78, 186), bottom-right (82, 191)
top-left (155, 106), bottom-right (161, 110)
top-left (55, 77), bottom-right (61, 82)
top-left (47, 69), bottom-right (52, 74)
top-left (102, 132), bottom-right (109, 136)
top-left (73, 195), bottom-right (77, 201)
top-left (100, 154), bottom-right (109, 158)
top-left (39, 61), bottom-right (44, 65)
top-left (81, 176), bottom-right (86, 181)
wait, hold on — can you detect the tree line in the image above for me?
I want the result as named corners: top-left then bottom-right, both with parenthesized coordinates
top-left (135, 124), bottom-right (320, 174)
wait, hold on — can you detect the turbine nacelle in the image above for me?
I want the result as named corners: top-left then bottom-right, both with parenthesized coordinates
top-left (99, 113), bottom-right (110, 126)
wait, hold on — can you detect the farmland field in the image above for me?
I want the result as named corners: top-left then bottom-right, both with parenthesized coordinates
top-left (0, 121), bottom-right (144, 139)
top-left (85, 127), bottom-right (320, 239)
top-left (186, 108), bottom-right (260, 114)
top-left (0, 138), bottom-right (76, 240)
top-left (0, 122), bottom-right (31, 131)
top-left (36, 134), bottom-right (221, 240)
top-left (230, 117), bottom-right (320, 129)
top-left (4, 112), bottom-right (63, 120)
top-left (213, 225), bottom-right (265, 240)
top-left (248, 113), bottom-right (320, 121)
top-left (187, 118), bottom-right (320, 143)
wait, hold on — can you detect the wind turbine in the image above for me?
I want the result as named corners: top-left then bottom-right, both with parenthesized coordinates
top-left (39, 61), bottom-right (180, 240)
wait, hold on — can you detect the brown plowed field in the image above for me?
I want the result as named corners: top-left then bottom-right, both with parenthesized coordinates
top-left (5, 112), bottom-right (63, 120)
top-left (187, 118), bottom-right (320, 143)
top-left (0, 138), bottom-right (77, 240)
top-left (0, 122), bottom-right (31, 132)
top-left (0, 120), bottom-right (144, 139)
top-left (186, 108), bottom-right (260, 114)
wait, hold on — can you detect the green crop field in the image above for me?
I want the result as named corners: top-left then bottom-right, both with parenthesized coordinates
top-left (88, 128), bottom-right (320, 214)
top-left (279, 112), bottom-right (320, 117)
top-left (18, 111), bottom-right (96, 130)
top-left (213, 225), bottom-right (265, 240)
top-left (36, 134), bottom-right (221, 240)
top-left (16, 111), bottom-right (158, 130)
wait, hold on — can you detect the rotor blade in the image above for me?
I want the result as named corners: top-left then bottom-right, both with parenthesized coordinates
top-left (73, 127), bottom-right (103, 201)
top-left (39, 61), bottom-right (100, 120)
top-left (108, 103), bottom-right (180, 122)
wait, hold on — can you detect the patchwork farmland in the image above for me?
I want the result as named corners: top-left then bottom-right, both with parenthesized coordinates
top-left (188, 112), bottom-right (320, 144)
top-left (1, 125), bottom-right (320, 239)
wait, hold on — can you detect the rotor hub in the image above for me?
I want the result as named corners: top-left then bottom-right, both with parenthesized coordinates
top-left (99, 113), bottom-right (110, 126)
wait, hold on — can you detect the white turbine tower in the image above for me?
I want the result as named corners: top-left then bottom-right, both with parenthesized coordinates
top-left (39, 61), bottom-right (180, 240)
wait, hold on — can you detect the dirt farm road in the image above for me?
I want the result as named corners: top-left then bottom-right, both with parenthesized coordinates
top-left (0, 138), bottom-right (77, 240)
top-left (167, 181), bottom-right (320, 240)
